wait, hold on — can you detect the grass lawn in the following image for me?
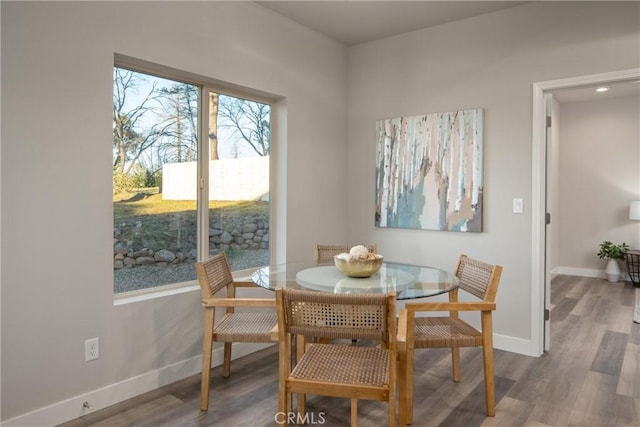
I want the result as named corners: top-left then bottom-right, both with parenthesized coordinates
top-left (113, 190), bottom-right (268, 252)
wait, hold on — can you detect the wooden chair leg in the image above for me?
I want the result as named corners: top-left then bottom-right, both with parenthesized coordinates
top-left (222, 342), bottom-right (232, 378)
top-left (406, 345), bottom-right (414, 425)
top-left (482, 344), bottom-right (496, 416)
top-left (398, 345), bottom-right (414, 425)
top-left (451, 347), bottom-right (461, 382)
top-left (388, 370), bottom-right (396, 427)
top-left (398, 349), bottom-right (407, 426)
top-left (351, 398), bottom-right (358, 427)
top-left (278, 336), bottom-right (290, 425)
top-left (481, 312), bottom-right (496, 416)
top-left (277, 392), bottom-right (287, 426)
top-left (200, 309), bottom-right (214, 411)
top-left (296, 335), bottom-right (306, 418)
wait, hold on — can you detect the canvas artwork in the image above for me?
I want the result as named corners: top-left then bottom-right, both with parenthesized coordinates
top-left (375, 109), bottom-right (483, 232)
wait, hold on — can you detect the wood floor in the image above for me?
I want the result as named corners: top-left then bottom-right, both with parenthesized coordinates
top-left (59, 276), bottom-right (640, 427)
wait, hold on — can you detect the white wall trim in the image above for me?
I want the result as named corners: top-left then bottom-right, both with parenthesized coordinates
top-left (531, 68), bottom-right (640, 358)
top-left (2, 343), bottom-right (274, 427)
top-left (494, 333), bottom-right (539, 357)
top-left (554, 266), bottom-right (630, 281)
top-left (531, 81), bottom-right (547, 357)
top-left (551, 266), bottom-right (633, 281)
top-left (556, 266), bottom-right (604, 279)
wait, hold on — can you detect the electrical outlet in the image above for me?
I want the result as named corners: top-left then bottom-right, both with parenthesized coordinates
top-left (85, 337), bottom-right (99, 361)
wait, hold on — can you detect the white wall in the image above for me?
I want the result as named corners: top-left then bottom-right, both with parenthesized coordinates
top-left (1, 1), bottom-right (347, 423)
top-left (346, 2), bottom-right (639, 343)
top-left (558, 95), bottom-right (640, 270)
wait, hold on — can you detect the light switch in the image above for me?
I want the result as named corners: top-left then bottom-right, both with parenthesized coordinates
top-left (513, 198), bottom-right (524, 214)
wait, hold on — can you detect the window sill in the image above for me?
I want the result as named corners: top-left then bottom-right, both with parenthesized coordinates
top-left (112, 267), bottom-right (262, 306)
top-left (114, 281), bottom-right (200, 306)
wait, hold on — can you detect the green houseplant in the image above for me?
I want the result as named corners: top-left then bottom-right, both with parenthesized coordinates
top-left (597, 241), bottom-right (629, 282)
top-left (597, 241), bottom-right (629, 261)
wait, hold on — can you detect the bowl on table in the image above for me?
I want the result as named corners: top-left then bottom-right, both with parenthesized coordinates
top-left (334, 254), bottom-right (383, 278)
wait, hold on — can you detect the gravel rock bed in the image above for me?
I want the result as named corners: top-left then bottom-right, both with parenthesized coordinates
top-left (114, 249), bottom-right (269, 293)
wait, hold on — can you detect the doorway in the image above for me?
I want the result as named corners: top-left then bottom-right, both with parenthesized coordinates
top-left (531, 68), bottom-right (640, 355)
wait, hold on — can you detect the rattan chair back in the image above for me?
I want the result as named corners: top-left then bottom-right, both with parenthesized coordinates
top-left (315, 243), bottom-right (378, 264)
top-left (280, 289), bottom-right (390, 342)
top-left (196, 253), bottom-right (234, 299)
top-left (455, 255), bottom-right (499, 301)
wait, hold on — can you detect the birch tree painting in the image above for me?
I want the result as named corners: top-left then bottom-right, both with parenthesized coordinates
top-left (375, 109), bottom-right (483, 232)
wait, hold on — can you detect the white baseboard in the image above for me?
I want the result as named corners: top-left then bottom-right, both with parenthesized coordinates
top-left (493, 333), bottom-right (540, 357)
top-left (2, 343), bottom-right (274, 427)
top-left (554, 266), bottom-right (630, 281)
top-left (555, 266), bottom-right (604, 278)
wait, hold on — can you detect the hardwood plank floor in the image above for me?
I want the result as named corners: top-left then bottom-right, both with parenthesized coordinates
top-left (59, 276), bottom-right (640, 426)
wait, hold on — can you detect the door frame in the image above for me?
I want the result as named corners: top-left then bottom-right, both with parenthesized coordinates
top-left (531, 68), bottom-right (640, 356)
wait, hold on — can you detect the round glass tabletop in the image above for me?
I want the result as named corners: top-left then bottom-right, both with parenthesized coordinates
top-left (250, 261), bottom-right (459, 300)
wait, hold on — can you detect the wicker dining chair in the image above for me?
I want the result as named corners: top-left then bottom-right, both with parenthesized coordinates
top-left (397, 255), bottom-right (503, 425)
top-left (315, 243), bottom-right (378, 264)
top-left (276, 288), bottom-right (397, 427)
top-left (196, 253), bottom-right (277, 411)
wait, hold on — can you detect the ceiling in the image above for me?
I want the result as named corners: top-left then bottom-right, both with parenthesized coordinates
top-left (258, 1), bottom-right (640, 103)
top-left (257, 1), bottom-right (527, 46)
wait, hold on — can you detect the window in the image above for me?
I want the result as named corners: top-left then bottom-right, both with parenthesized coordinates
top-left (113, 65), bottom-right (270, 294)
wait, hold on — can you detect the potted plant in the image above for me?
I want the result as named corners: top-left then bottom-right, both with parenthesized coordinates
top-left (597, 241), bottom-right (630, 282)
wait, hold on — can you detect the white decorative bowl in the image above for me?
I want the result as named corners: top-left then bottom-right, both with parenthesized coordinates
top-left (334, 254), bottom-right (383, 278)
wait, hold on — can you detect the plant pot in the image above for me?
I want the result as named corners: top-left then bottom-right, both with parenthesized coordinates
top-left (605, 258), bottom-right (621, 282)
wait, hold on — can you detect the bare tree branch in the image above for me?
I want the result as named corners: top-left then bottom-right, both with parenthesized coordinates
top-left (218, 95), bottom-right (270, 157)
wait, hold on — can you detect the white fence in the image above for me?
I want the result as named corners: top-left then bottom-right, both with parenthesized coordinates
top-left (162, 157), bottom-right (269, 201)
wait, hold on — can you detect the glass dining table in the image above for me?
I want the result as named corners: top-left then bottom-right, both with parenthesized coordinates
top-left (250, 260), bottom-right (459, 299)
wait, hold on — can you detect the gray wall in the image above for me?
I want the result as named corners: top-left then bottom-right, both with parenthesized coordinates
top-left (558, 95), bottom-right (640, 270)
top-left (346, 2), bottom-right (639, 341)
